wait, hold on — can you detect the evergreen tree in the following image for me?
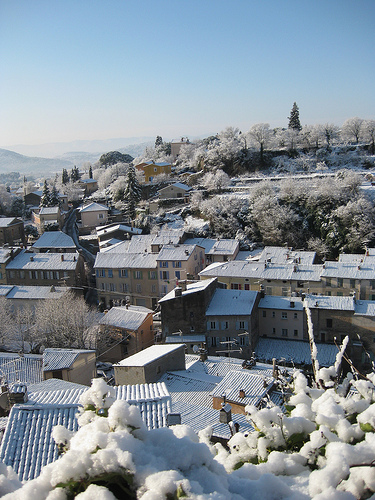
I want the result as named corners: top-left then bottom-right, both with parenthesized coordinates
top-left (40, 180), bottom-right (51, 207)
top-left (123, 165), bottom-right (142, 221)
top-left (50, 184), bottom-right (60, 207)
top-left (155, 135), bottom-right (163, 148)
top-left (89, 165), bottom-right (93, 179)
top-left (62, 168), bottom-right (69, 185)
top-left (70, 166), bottom-right (80, 182)
top-left (288, 102), bottom-right (302, 131)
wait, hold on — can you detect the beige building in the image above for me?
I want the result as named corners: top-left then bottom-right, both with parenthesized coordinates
top-left (156, 244), bottom-right (205, 296)
top-left (171, 137), bottom-right (193, 161)
top-left (184, 237), bottom-right (240, 264)
top-left (94, 251), bottom-right (159, 310)
top-left (43, 348), bottom-right (96, 386)
top-left (258, 295), bottom-right (305, 341)
top-left (79, 202), bottom-right (109, 228)
top-left (32, 207), bottom-right (64, 233)
top-left (114, 344), bottom-right (185, 385)
top-left (98, 305), bottom-right (154, 363)
top-left (158, 182), bottom-right (192, 200)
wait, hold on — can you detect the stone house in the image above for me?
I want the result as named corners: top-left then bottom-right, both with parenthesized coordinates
top-left (0, 217), bottom-right (25, 246)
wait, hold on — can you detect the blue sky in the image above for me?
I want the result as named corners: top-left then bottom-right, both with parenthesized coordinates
top-left (0, 0), bottom-right (374, 148)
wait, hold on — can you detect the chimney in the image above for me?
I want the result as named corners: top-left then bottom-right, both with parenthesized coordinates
top-left (30, 255), bottom-right (34, 261)
top-left (61, 254), bottom-right (64, 261)
top-left (290, 301), bottom-right (295, 308)
top-left (175, 287), bottom-right (182, 297)
top-left (272, 358), bottom-right (279, 378)
top-left (9, 383), bottom-right (28, 406)
top-left (239, 389), bottom-right (245, 399)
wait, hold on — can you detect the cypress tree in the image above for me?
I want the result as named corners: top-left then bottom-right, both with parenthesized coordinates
top-left (40, 180), bottom-right (51, 207)
top-left (288, 102), bottom-right (302, 131)
top-left (123, 165), bottom-right (142, 221)
top-left (62, 169), bottom-right (69, 184)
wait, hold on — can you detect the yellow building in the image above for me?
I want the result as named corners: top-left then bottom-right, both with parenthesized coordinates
top-left (135, 161), bottom-right (172, 183)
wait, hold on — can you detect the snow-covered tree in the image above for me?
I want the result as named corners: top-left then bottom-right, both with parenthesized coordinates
top-left (123, 165), bottom-right (142, 221)
top-left (201, 170), bottom-right (230, 192)
top-left (341, 117), bottom-right (364, 144)
top-left (322, 123), bottom-right (340, 148)
top-left (247, 123), bottom-right (273, 164)
top-left (363, 119), bottom-right (375, 155)
top-left (49, 184), bottom-right (60, 207)
top-left (61, 168), bottom-right (69, 185)
top-left (288, 102), bottom-right (302, 131)
top-left (39, 180), bottom-right (51, 207)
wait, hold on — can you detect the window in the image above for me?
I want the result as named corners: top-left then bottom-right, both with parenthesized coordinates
top-left (211, 337), bottom-right (217, 347)
top-left (337, 278), bottom-right (343, 287)
top-left (175, 271), bottom-right (180, 280)
top-left (326, 278), bottom-right (331, 287)
top-left (160, 270), bottom-right (169, 280)
top-left (281, 312), bottom-right (288, 320)
top-left (97, 269), bottom-right (105, 277)
top-left (231, 283), bottom-right (242, 290)
top-left (162, 285), bottom-right (168, 295)
top-left (294, 329), bottom-right (298, 337)
top-left (272, 328), bottom-right (276, 334)
top-left (101, 283), bottom-right (105, 290)
top-left (10, 271), bottom-right (16, 279)
top-left (160, 261), bottom-right (168, 268)
top-left (266, 286), bottom-right (272, 295)
top-left (210, 321), bottom-right (217, 330)
top-left (297, 281), bottom-right (304, 288)
top-left (136, 284), bottom-right (142, 293)
top-left (262, 310), bottom-right (266, 317)
top-left (371, 280), bottom-right (375, 289)
top-left (239, 321), bottom-right (245, 329)
top-left (272, 311), bottom-right (276, 318)
top-left (108, 269), bottom-right (113, 278)
top-left (175, 261), bottom-right (181, 268)
top-left (0, 272), bottom-right (2, 280)
top-left (282, 329), bottom-right (288, 337)
top-left (20, 271), bottom-right (25, 279)
top-left (326, 318), bottom-right (333, 328)
top-left (244, 284), bottom-right (250, 290)
top-left (149, 271), bottom-right (157, 279)
top-left (282, 287), bottom-right (288, 297)
top-left (121, 283), bottom-right (128, 292)
top-left (134, 270), bottom-right (142, 279)
top-left (221, 321), bottom-right (229, 330)
top-left (350, 279), bottom-right (356, 288)
top-left (120, 269), bottom-right (128, 278)
top-left (29, 270), bottom-right (38, 280)
top-left (151, 284), bottom-right (157, 293)
top-left (109, 283), bottom-right (115, 292)
top-left (53, 271), bottom-right (59, 280)
top-left (294, 312), bottom-right (298, 319)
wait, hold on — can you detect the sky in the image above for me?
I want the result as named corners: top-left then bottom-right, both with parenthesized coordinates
top-left (0, 0), bottom-right (374, 151)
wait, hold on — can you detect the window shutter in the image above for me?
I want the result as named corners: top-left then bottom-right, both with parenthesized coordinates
top-left (207, 322), bottom-right (211, 331)
top-left (206, 337), bottom-right (211, 347)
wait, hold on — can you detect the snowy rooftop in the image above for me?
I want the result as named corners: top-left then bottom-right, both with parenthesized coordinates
top-left (6, 250), bottom-right (80, 270)
top-left (79, 202), bottom-right (109, 212)
top-left (156, 244), bottom-right (201, 261)
top-left (96, 223), bottom-right (142, 237)
top-left (0, 404), bottom-right (79, 481)
top-left (354, 299), bottom-right (375, 316)
top-left (321, 261), bottom-right (375, 279)
top-left (159, 370), bottom-right (218, 409)
top-left (184, 237), bottom-right (239, 256)
top-left (28, 379), bottom-right (88, 405)
top-left (206, 288), bottom-right (259, 316)
top-left (0, 353), bottom-right (43, 385)
top-left (99, 305), bottom-right (152, 330)
top-left (39, 207), bottom-right (59, 215)
top-left (257, 246), bottom-right (316, 265)
top-left (43, 349), bottom-right (95, 372)
top-left (0, 217), bottom-right (20, 227)
top-left (159, 277), bottom-right (217, 303)
top-left (5, 285), bottom-right (70, 300)
top-left (305, 295), bottom-right (355, 311)
top-left (116, 344), bottom-right (185, 367)
top-left (166, 334), bottom-right (206, 344)
top-left (159, 182), bottom-right (191, 192)
top-left (0, 248), bottom-right (14, 264)
top-left (94, 251), bottom-right (158, 269)
top-left (31, 231), bottom-right (75, 249)
top-left (0, 285), bottom-right (14, 296)
top-left (255, 337), bottom-right (339, 367)
top-left (211, 370), bottom-right (273, 407)
top-left (259, 295), bottom-right (304, 311)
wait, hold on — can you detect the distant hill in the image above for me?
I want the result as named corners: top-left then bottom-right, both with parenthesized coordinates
top-left (0, 149), bottom-right (73, 177)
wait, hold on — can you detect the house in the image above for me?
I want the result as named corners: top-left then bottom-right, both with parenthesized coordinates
top-left (258, 295), bottom-right (305, 341)
top-left (114, 344), bottom-right (186, 385)
top-left (256, 247), bottom-right (317, 266)
top-left (184, 237), bottom-right (240, 264)
top-left (98, 305), bottom-right (154, 363)
top-left (158, 182), bottom-right (192, 200)
top-left (205, 288), bottom-right (260, 358)
top-left (97, 223), bottom-right (142, 248)
top-left (135, 161), bottom-right (172, 183)
top-left (24, 189), bottom-right (43, 207)
top-left (6, 250), bottom-right (85, 289)
top-left (0, 248), bottom-right (21, 284)
top-left (0, 217), bottom-right (25, 246)
top-left (42, 348), bottom-right (96, 386)
top-left (156, 244), bottom-right (205, 295)
top-left (94, 251), bottom-right (159, 310)
top-left (79, 202), bottom-right (109, 228)
top-left (171, 137), bottom-right (193, 161)
top-left (0, 284), bottom-right (70, 312)
top-left (77, 178), bottom-right (98, 195)
top-left (159, 278), bottom-right (219, 338)
top-left (32, 206), bottom-right (64, 233)
top-left (31, 231), bottom-right (76, 253)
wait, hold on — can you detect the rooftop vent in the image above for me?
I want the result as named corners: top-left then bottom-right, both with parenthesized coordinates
top-left (167, 413), bottom-right (181, 426)
top-left (239, 389), bottom-right (245, 399)
top-left (30, 256), bottom-right (34, 261)
top-left (290, 301), bottom-right (295, 308)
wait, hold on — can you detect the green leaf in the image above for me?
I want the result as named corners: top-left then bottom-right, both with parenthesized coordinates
top-left (360, 422), bottom-right (375, 433)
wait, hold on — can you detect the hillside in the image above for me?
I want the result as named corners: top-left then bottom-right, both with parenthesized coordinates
top-left (0, 148), bottom-right (73, 177)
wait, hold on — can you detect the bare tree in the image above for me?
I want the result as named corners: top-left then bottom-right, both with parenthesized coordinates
top-left (322, 123), bottom-right (340, 147)
top-left (341, 117), bottom-right (364, 144)
top-left (247, 123), bottom-right (272, 164)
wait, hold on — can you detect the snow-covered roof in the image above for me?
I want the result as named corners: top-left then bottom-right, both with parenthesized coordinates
top-left (338, 253), bottom-right (365, 263)
top-left (96, 223), bottom-right (142, 237)
top-left (39, 207), bottom-right (59, 215)
top-left (305, 295), bottom-right (355, 311)
top-left (206, 288), bottom-right (258, 316)
top-left (0, 248), bottom-right (15, 264)
top-left (158, 370), bottom-right (218, 408)
top-left (184, 237), bottom-right (239, 256)
top-left (6, 250), bottom-right (80, 270)
top-left (5, 285), bottom-right (70, 300)
top-left (257, 246), bottom-right (316, 265)
top-left (159, 278), bottom-right (217, 303)
top-left (0, 285), bottom-right (14, 296)
top-left (0, 404), bottom-right (79, 481)
top-left (0, 217), bottom-right (20, 227)
top-left (166, 334), bottom-right (206, 344)
top-left (259, 295), bottom-right (304, 311)
top-left (28, 379), bottom-right (88, 405)
top-left (116, 344), bottom-right (184, 367)
top-left (43, 349), bottom-right (95, 372)
top-left (0, 353), bottom-right (43, 385)
top-left (156, 244), bottom-right (201, 261)
top-left (199, 260), bottom-right (323, 282)
top-left (255, 337), bottom-right (339, 367)
top-left (354, 299), bottom-right (375, 316)
top-left (321, 261), bottom-right (375, 279)
top-left (79, 202), bottom-right (109, 212)
top-left (94, 251), bottom-right (158, 269)
top-left (158, 182), bottom-right (191, 193)
top-left (31, 231), bottom-right (75, 249)
top-left (211, 370), bottom-right (273, 407)
top-left (99, 305), bottom-right (152, 330)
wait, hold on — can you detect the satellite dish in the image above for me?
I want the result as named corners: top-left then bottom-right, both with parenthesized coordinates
top-left (192, 345), bottom-right (199, 353)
